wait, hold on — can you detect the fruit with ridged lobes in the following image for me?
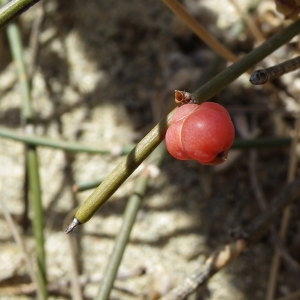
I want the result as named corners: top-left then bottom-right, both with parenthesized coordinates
top-left (165, 102), bottom-right (235, 165)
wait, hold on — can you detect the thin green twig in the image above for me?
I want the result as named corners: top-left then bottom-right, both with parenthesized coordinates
top-left (0, 0), bottom-right (40, 28)
top-left (2, 124), bottom-right (290, 194)
top-left (6, 23), bottom-right (33, 118)
top-left (6, 18), bottom-right (47, 299)
top-left (27, 147), bottom-right (47, 299)
top-left (0, 126), bottom-right (132, 155)
top-left (66, 114), bottom-right (169, 229)
top-left (96, 144), bottom-right (166, 300)
top-left (72, 137), bottom-right (291, 192)
top-left (96, 171), bottom-right (149, 300)
top-left (191, 19), bottom-right (300, 101)
top-left (72, 179), bottom-right (104, 193)
top-left (232, 137), bottom-right (291, 149)
top-left (65, 18), bottom-right (300, 233)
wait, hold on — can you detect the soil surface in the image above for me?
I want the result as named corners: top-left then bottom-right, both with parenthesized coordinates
top-left (0, 0), bottom-right (300, 299)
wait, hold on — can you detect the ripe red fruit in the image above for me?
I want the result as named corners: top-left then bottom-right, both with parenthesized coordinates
top-left (165, 102), bottom-right (235, 165)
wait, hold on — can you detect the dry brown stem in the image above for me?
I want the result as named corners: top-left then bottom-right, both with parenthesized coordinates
top-left (162, 177), bottom-right (300, 299)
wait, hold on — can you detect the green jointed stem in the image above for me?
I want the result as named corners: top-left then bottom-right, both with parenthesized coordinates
top-left (73, 179), bottom-right (104, 193)
top-left (0, 126), bottom-right (121, 155)
top-left (27, 148), bottom-right (48, 299)
top-left (7, 22), bottom-right (33, 119)
top-left (232, 137), bottom-right (291, 149)
top-left (96, 144), bottom-right (166, 300)
top-left (73, 137), bottom-right (291, 192)
top-left (0, 0), bottom-right (40, 28)
top-left (5, 15), bottom-right (48, 299)
top-left (75, 114), bottom-right (172, 223)
top-left (0, 123), bottom-right (291, 159)
top-left (191, 18), bottom-right (300, 102)
top-left (96, 172), bottom-right (149, 300)
top-left (73, 18), bottom-right (300, 226)
top-left (73, 137), bottom-right (289, 192)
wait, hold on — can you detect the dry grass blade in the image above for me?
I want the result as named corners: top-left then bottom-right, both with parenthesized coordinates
top-left (0, 197), bottom-right (37, 286)
top-left (228, 0), bottom-right (265, 43)
top-left (162, 0), bottom-right (237, 62)
top-left (4, 13), bottom-right (48, 299)
top-left (266, 115), bottom-right (300, 300)
top-left (162, 239), bottom-right (247, 300)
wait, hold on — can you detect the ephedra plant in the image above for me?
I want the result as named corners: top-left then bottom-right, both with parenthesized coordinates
top-left (0, 0), bottom-right (300, 299)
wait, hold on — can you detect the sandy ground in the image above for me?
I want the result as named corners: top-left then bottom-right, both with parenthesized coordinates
top-left (0, 0), bottom-right (300, 299)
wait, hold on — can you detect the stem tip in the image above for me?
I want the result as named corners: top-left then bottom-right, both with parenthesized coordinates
top-left (65, 218), bottom-right (80, 234)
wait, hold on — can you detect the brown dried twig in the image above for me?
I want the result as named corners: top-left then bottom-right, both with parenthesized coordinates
top-left (162, 0), bottom-right (237, 63)
top-left (162, 177), bottom-right (300, 300)
top-left (228, 0), bottom-right (265, 43)
top-left (266, 115), bottom-right (300, 300)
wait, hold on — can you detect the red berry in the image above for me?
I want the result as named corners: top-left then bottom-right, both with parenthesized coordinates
top-left (165, 102), bottom-right (235, 165)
